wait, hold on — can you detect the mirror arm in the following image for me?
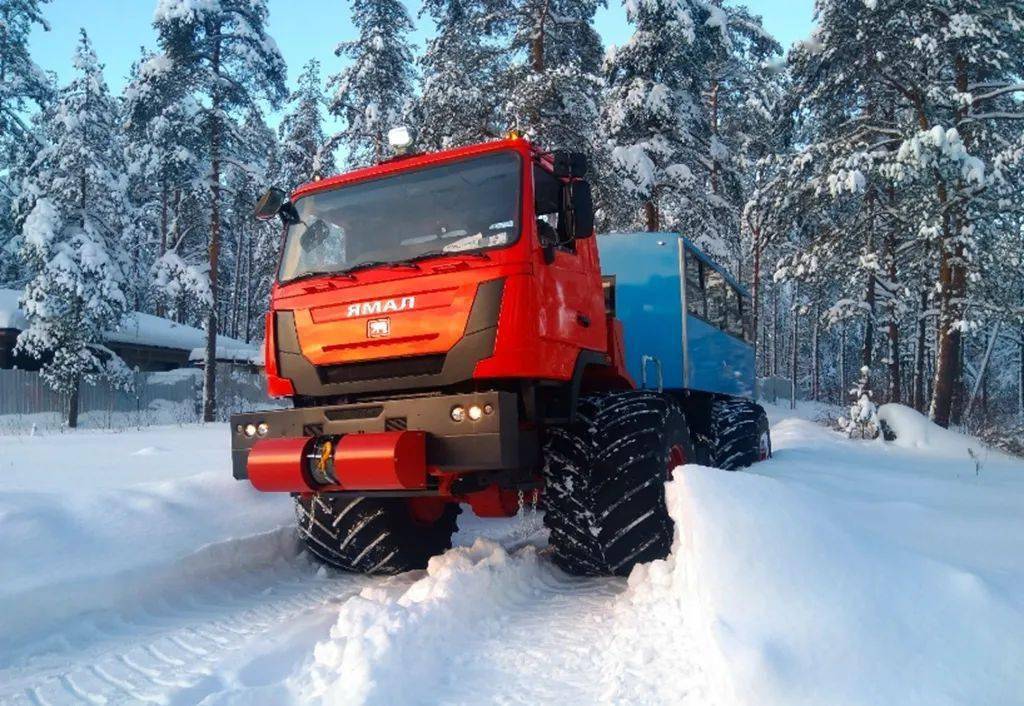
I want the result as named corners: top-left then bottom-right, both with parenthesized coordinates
top-left (279, 202), bottom-right (300, 225)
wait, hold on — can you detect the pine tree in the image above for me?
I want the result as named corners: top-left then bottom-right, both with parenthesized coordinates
top-left (224, 105), bottom-right (280, 343)
top-left (416, 0), bottom-right (506, 149)
top-left (123, 47), bottom-right (207, 316)
top-left (328, 0), bottom-right (415, 166)
top-left (777, 0), bottom-right (1024, 427)
top-left (0, 0), bottom-right (51, 151)
top-left (500, 0), bottom-right (604, 153)
top-left (1, 0), bottom-right (53, 287)
top-left (600, 0), bottom-right (723, 233)
top-left (151, 0), bottom-right (287, 421)
top-left (279, 59), bottom-right (335, 188)
top-left (15, 31), bottom-right (132, 427)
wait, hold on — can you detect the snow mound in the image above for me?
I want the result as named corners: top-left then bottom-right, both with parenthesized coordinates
top-left (131, 445), bottom-right (170, 456)
top-left (877, 403), bottom-right (992, 458)
top-left (619, 459), bottom-right (1024, 706)
top-left (302, 539), bottom-right (544, 705)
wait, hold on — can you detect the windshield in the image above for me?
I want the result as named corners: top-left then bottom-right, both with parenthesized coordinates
top-left (278, 151), bottom-right (521, 283)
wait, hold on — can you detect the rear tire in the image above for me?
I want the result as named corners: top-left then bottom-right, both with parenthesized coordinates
top-left (295, 495), bottom-right (460, 574)
top-left (709, 397), bottom-right (771, 470)
top-left (542, 391), bottom-right (693, 576)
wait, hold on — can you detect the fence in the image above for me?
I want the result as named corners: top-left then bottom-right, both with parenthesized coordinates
top-left (757, 375), bottom-right (794, 405)
top-left (0, 365), bottom-right (277, 433)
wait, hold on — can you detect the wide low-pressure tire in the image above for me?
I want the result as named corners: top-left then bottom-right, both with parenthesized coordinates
top-left (709, 397), bottom-right (772, 470)
top-left (542, 390), bottom-right (693, 576)
top-left (295, 495), bottom-right (460, 575)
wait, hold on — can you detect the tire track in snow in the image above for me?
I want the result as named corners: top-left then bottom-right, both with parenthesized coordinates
top-left (0, 528), bottom-right (369, 706)
top-left (298, 514), bottom-right (648, 706)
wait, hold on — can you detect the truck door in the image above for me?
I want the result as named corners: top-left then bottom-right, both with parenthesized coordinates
top-left (532, 166), bottom-right (606, 363)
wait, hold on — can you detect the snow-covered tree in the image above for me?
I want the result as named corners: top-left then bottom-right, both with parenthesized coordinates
top-left (600, 0), bottom-right (720, 233)
top-left (328, 0), bottom-right (415, 166)
top-left (775, 0), bottom-right (1024, 428)
top-left (499, 0), bottom-right (604, 153)
top-left (0, 0), bottom-right (51, 152)
top-left (123, 47), bottom-right (208, 316)
top-left (15, 31), bottom-right (131, 427)
top-left (224, 105), bottom-right (280, 343)
top-left (1, 0), bottom-right (53, 287)
top-left (151, 0), bottom-right (286, 421)
top-left (279, 59), bottom-right (335, 188)
top-left (415, 0), bottom-right (507, 149)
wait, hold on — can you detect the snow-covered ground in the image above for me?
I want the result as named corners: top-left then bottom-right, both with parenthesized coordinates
top-left (1, 407), bottom-right (1022, 705)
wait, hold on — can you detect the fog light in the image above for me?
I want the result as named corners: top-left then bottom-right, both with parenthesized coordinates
top-left (257, 422), bottom-right (269, 436)
top-left (451, 406), bottom-right (466, 422)
top-left (468, 404), bottom-right (483, 421)
top-left (244, 423), bottom-right (257, 438)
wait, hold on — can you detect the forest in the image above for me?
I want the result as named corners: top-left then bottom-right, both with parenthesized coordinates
top-left (0, 0), bottom-right (1022, 440)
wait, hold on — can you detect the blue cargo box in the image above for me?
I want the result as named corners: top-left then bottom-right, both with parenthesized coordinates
top-left (596, 232), bottom-right (754, 398)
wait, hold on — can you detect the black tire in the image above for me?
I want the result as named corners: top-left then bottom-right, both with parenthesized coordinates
top-left (295, 495), bottom-right (460, 575)
top-left (709, 397), bottom-right (771, 470)
top-left (542, 390), bottom-right (693, 576)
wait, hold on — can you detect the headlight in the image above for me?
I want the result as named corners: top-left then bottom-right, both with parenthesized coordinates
top-left (467, 404), bottom-right (483, 421)
top-left (257, 422), bottom-right (269, 436)
top-left (451, 406), bottom-right (466, 422)
top-left (244, 423), bottom-right (257, 438)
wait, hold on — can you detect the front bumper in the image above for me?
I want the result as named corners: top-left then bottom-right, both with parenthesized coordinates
top-left (230, 390), bottom-right (535, 482)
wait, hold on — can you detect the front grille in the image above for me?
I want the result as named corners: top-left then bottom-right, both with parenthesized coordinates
top-left (317, 354), bottom-right (446, 385)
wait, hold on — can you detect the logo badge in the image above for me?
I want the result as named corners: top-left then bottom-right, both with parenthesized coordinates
top-left (367, 317), bottom-right (391, 338)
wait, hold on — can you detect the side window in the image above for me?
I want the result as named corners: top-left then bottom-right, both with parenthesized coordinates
top-left (724, 286), bottom-right (745, 339)
top-left (685, 251), bottom-right (706, 319)
top-left (704, 267), bottom-right (728, 330)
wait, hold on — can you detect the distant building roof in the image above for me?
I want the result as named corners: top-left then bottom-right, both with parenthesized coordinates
top-left (0, 288), bottom-right (260, 364)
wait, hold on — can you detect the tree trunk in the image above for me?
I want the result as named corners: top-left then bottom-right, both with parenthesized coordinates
top-left (839, 321), bottom-right (847, 406)
top-left (202, 23), bottom-right (223, 424)
top-left (790, 287), bottom-right (799, 410)
top-left (709, 80), bottom-right (719, 196)
top-left (751, 222), bottom-right (762, 374)
top-left (811, 302), bottom-right (820, 401)
top-left (930, 188), bottom-right (963, 429)
top-left (771, 285), bottom-right (779, 376)
top-left (230, 227), bottom-right (244, 338)
top-left (644, 199), bottom-right (659, 232)
top-left (1019, 328), bottom-right (1023, 422)
top-left (155, 180), bottom-right (169, 317)
top-left (912, 289), bottom-right (928, 412)
top-left (888, 319), bottom-right (900, 404)
top-left (67, 380), bottom-right (80, 429)
top-left (243, 240), bottom-right (254, 343)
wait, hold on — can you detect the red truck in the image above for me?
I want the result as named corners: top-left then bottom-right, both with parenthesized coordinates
top-left (231, 133), bottom-right (770, 577)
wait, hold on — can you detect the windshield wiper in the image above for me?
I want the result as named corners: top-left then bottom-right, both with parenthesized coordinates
top-left (286, 269), bottom-right (356, 284)
top-left (341, 260), bottom-right (421, 275)
top-left (408, 249), bottom-right (492, 263)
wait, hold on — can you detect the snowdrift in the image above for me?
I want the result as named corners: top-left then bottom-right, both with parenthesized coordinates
top-left (877, 402), bottom-right (1008, 462)
top-left (621, 424), bottom-right (1024, 706)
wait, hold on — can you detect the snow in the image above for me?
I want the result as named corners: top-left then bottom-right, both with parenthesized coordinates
top-left (1, 412), bottom-right (1022, 704)
top-left (0, 287), bottom-right (258, 362)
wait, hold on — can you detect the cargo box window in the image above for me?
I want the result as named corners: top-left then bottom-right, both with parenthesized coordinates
top-left (685, 251), bottom-right (706, 319)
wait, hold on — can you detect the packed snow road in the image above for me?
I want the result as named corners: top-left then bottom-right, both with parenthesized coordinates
top-left (1, 407), bottom-right (1022, 705)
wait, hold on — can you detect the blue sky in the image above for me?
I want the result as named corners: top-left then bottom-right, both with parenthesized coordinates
top-left (30, 0), bottom-right (814, 100)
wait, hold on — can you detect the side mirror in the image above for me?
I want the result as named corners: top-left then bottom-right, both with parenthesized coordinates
top-left (557, 180), bottom-right (595, 243)
top-left (254, 187), bottom-right (288, 221)
top-left (552, 150), bottom-right (588, 178)
top-left (571, 180), bottom-right (594, 239)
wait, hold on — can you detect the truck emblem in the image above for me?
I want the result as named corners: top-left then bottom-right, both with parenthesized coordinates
top-left (346, 296), bottom-right (415, 318)
top-left (367, 318), bottom-right (391, 338)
